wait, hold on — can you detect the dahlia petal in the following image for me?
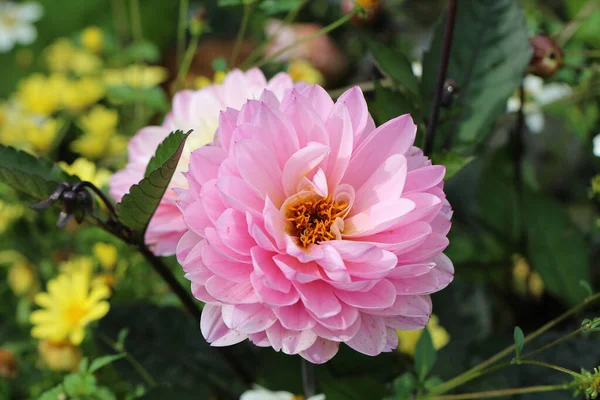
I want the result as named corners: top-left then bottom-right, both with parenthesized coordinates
top-left (358, 221), bottom-right (432, 254)
top-left (266, 322), bottom-right (318, 354)
top-left (344, 198), bottom-right (416, 237)
top-left (403, 165), bottom-right (446, 194)
top-left (200, 180), bottom-right (227, 226)
top-left (176, 231), bottom-right (201, 264)
top-left (324, 101), bottom-right (353, 191)
top-left (315, 245), bottom-right (351, 283)
top-left (201, 304), bottom-right (248, 345)
top-left (336, 86), bottom-right (369, 142)
top-left (259, 89), bottom-right (281, 109)
top-left (217, 176), bottom-right (264, 216)
top-left (351, 154), bottom-right (408, 215)
top-left (191, 282), bottom-right (218, 303)
top-left (297, 84), bottom-right (335, 122)
top-left (299, 338), bottom-right (340, 364)
top-left (345, 314), bottom-right (388, 356)
top-left (266, 72), bottom-right (295, 100)
top-left (183, 201), bottom-right (212, 238)
top-left (393, 193), bottom-right (443, 227)
top-left (343, 114), bottom-right (416, 190)
top-left (205, 227), bottom-right (252, 263)
top-left (188, 146), bottom-right (227, 186)
top-left (273, 301), bottom-right (316, 330)
top-left (366, 295), bottom-right (432, 317)
top-left (311, 317), bottom-right (361, 342)
top-left (383, 327), bottom-right (399, 352)
top-left (252, 102), bottom-right (300, 167)
top-left (215, 209), bottom-right (255, 256)
top-left (235, 139), bottom-right (285, 205)
top-left (250, 273), bottom-right (299, 307)
top-left (248, 331), bottom-right (271, 347)
top-left (282, 142), bottom-right (330, 197)
top-left (247, 215), bottom-right (278, 252)
top-left (203, 243), bottom-right (252, 283)
top-left (390, 254), bottom-right (454, 295)
top-left (263, 197), bottom-right (290, 250)
top-left (245, 67), bottom-right (269, 86)
top-left (335, 280), bottom-right (396, 309)
top-left (221, 303), bottom-right (277, 334)
top-left (384, 315), bottom-right (429, 330)
top-left (395, 233), bottom-right (449, 263)
top-left (251, 247), bottom-right (291, 292)
top-left (314, 301), bottom-right (359, 330)
top-left (293, 280), bottom-right (342, 319)
top-left (214, 107), bottom-right (239, 152)
top-left (205, 276), bottom-right (260, 304)
top-left (280, 89), bottom-right (329, 147)
top-left (430, 212), bottom-right (452, 236)
top-left (274, 254), bottom-right (322, 283)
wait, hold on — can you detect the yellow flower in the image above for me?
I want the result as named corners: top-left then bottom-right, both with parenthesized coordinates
top-left (103, 64), bottom-right (168, 89)
top-left (30, 267), bottom-right (110, 345)
top-left (37, 339), bottom-right (82, 372)
top-left (81, 26), bottom-right (104, 53)
top-left (8, 260), bottom-right (39, 297)
top-left (70, 105), bottom-right (121, 159)
top-left (287, 59), bottom-right (325, 86)
top-left (59, 256), bottom-right (94, 277)
top-left (59, 158), bottom-right (111, 188)
top-left (512, 254), bottom-right (544, 299)
top-left (24, 117), bottom-right (62, 154)
top-left (62, 77), bottom-right (105, 113)
top-left (0, 199), bottom-right (24, 234)
top-left (78, 105), bottom-right (118, 136)
top-left (194, 75), bottom-right (212, 89)
top-left (213, 70), bottom-right (226, 84)
top-left (71, 134), bottom-right (110, 159)
top-left (45, 38), bottom-right (76, 74)
top-left (92, 273), bottom-right (116, 289)
top-left (16, 74), bottom-right (64, 116)
top-left (71, 50), bottom-right (102, 76)
top-left (93, 243), bottom-right (117, 270)
top-left (397, 315), bottom-right (450, 357)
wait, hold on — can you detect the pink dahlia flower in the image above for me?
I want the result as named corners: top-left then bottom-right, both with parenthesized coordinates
top-left (109, 68), bottom-right (295, 255)
top-left (176, 85), bottom-right (454, 363)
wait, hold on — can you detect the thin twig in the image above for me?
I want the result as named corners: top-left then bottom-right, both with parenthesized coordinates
top-left (424, 0), bottom-right (458, 156)
top-left (230, 2), bottom-right (254, 67)
top-left (428, 384), bottom-right (569, 400)
top-left (176, 0), bottom-right (189, 68)
top-left (301, 358), bottom-right (316, 397)
top-left (557, 0), bottom-right (600, 46)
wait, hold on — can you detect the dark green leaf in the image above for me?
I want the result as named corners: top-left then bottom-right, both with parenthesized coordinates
top-left (122, 41), bottom-right (161, 63)
top-left (385, 373), bottom-right (417, 400)
top-left (579, 280), bottom-right (593, 297)
top-left (144, 130), bottom-right (191, 178)
top-left (117, 130), bottom-right (190, 234)
top-left (63, 373), bottom-right (97, 396)
top-left (217, 0), bottom-right (243, 6)
top-left (323, 377), bottom-right (389, 400)
top-left (370, 41), bottom-right (420, 97)
top-left (211, 57), bottom-right (228, 72)
top-left (260, 0), bottom-right (302, 15)
top-left (415, 329), bottom-right (437, 381)
top-left (523, 189), bottom-right (590, 305)
top-left (373, 81), bottom-right (417, 126)
top-left (513, 326), bottom-right (524, 362)
top-left (140, 385), bottom-right (211, 400)
top-left (106, 85), bottom-right (169, 112)
top-left (421, 0), bottom-right (531, 152)
top-left (0, 145), bottom-right (76, 200)
top-left (431, 152), bottom-right (474, 181)
top-left (89, 354), bottom-right (126, 374)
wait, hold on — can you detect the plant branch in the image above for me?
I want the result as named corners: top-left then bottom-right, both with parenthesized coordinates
top-left (427, 384), bottom-right (569, 400)
top-left (176, 27), bottom-right (201, 91)
top-left (176, 0), bottom-right (189, 68)
top-left (424, 0), bottom-right (458, 156)
top-left (301, 358), bottom-right (316, 397)
top-left (517, 360), bottom-right (583, 379)
top-left (557, 0), bottom-right (600, 46)
top-left (519, 326), bottom-right (587, 360)
top-left (230, 2), bottom-right (254, 67)
top-left (426, 292), bottom-right (600, 396)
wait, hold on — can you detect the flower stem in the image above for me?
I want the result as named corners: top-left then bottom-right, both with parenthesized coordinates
top-left (519, 325), bottom-right (587, 360)
top-left (424, 0), bottom-right (457, 156)
top-left (176, 0), bottom-right (189, 68)
top-left (253, 12), bottom-right (353, 69)
top-left (427, 384), bottom-right (569, 400)
top-left (518, 360), bottom-right (583, 379)
top-left (557, 0), bottom-right (600, 46)
top-left (426, 292), bottom-right (600, 396)
top-left (175, 27), bottom-right (201, 91)
top-left (230, 1), bottom-right (254, 67)
top-left (301, 358), bottom-right (316, 397)
top-left (100, 334), bottom-right (157, 388)
top-left (240, 0), bottom-right (310, 69)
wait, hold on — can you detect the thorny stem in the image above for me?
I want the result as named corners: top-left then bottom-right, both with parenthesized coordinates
top-left (176, 0), bottom-right (189, 68)
top-left (423, 0), bottom-right (457, 156)
top-left (426, 292), bottom-right (600, 396)
top-left (427, 384), bottom-right (570, 400)
top-left (301, 358), bottom-right (316, 398)
top-left (230, 1), bottom-right (254, 67)
top-left (253, 12), bottom-right (354, 68)
top-left (240, 0), bottom-right (310, 69)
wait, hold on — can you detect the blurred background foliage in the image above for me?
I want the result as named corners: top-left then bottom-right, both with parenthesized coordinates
top-left (0, 0), bottom-right (600, 399)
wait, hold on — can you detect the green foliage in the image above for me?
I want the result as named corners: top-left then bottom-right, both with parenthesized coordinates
top-left (421, 0), bottom-right (532, 153)
top-left (144, 130), bottom-right (192, 177)
top-left (0, 145), bottom-right (76, 201)
top-left (415, 329), bottom-right (437, 382)
top-left (260, 0), bottom-right (302, 14)
top-left (106, 86), bottom-right (169, 112)
top-left (431, 152), bottom-right (474, 180)
top-left (384, 373), bottom-right (417, 400)
top-left (513, 326), bottom-right (525, 363)
top-left (323, 377), bottom-right (389, 400)
top-left (372, 82), bottom-right (417, 125)
top-left (117, 130), bottom-right (190, 235)
top-left (369, 41), bottom-right (420, 98)
top-left (523, 190), bottom-right (590, 305)
top-left (89, 354), bottom-right (126, 374)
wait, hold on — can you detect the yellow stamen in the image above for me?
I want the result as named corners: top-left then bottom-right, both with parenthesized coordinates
top-left (286, 196), bottom-right (347, 247)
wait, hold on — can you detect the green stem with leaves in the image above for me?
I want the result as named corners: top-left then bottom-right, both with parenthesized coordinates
top-left (427, 384), bottom-right (570, 400)
top-left (175, 27), bottom-right (201, 91)
top-left (253, 12), bottom-right (353, 68)
top-left (230, 1), bottom-right (254, 67)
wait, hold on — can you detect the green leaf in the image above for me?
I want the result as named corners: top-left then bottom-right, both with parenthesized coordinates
top-left (579, 280), bottom-right (593, 297)
top-left (89, 354), bottom-right (126, 374)
top-left (386, 373), bottom-right (417, 400)
top-left (323, 377), bottom-right (389, 400)
top-left (513, 326), bottom-right (524, 362)
top-left (106, 86), bottom-right (169, 112)
top-left (63, 373), bottom-right (97, 396)
top-left (144, 130), bottom-right (191, 177)
top-left (369, 40), bottom-right (420, 98)
top-left (523, 189), bottom-right (590, 305)
top-left (415, 329), bottom-right (437, 382)
top-left (373, 82), bottom-right (417, 126)
top-left (217, 0), bottom-right (243, 6)
top-left (0, 145), bottom-right (76, 200)
top-left (260, 0), bottom-right (302, 15)
top-left (117, 130), bottom-right (190, 234)
top-left (211, 57), bottom-right (228, 72)
top-left (421, 0), bottom-right (531, 153)
top-left (431, 152), bottom-right (474, 181)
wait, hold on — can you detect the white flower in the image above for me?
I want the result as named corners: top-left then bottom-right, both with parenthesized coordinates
top-left (240, 385), bottom-right (325, 400)
top-left (0, 2), bottom-right (43, 53)
top-left (593, 134), bottom-right (600, 157)
top-left (506, 75), bottom-right (572, 134)
top-left (412, 61), bottom-right (422, 78)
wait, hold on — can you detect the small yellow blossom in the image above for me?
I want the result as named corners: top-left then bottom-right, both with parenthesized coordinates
top-left (397, 315), bottom-right (450, 357)
top-left (288, 59), bottom-right (325, 85)
top-left (93, 243), bottom-right (117, 270)
top-left (30, 266), bottom-right (110, 345)
top-left (24, 117), bottom-right (62, 154)
top-left (37, 339), bottom-right (82, 372)
top-left (45, 38), bottom-right (76, 73)
top-left (59, 158), bottom-right (111, 188)
top-left (16, 74), bottom-right (64, 116)
top-left (78, 105), bottom-right (118, 136)
top-left (58, 256), bottom-right (94, 277)
top-left (62, 77), bottom-right (105, 113)
top-left (0, 200), bottom-right (24, 234)
top-left (512, 254), bottom-right (544, 299)
top-left (103, 65), bottom-right (168, 89)
top-left (213, 70), bottom-right (226, 84)
top-left (92, 273), bottom-right (116, 289)
top-left (194, 75), bottom-right (212, 89)
top-left (81, 26), bottom-right (104, 53)
top-left (71, 50), bottom-right (102, 76)
top-left (8, 260), bottom-right (39, 297)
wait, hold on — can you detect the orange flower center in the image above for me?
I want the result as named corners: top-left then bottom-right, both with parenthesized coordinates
top-left (286, 196), bottom-right (348, 247)
top-left (65, 305), bottom-right (86, 326)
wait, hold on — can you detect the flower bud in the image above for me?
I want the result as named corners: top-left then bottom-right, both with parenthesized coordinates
top-left (528, 35), bottom-right (563, 78)
top-left (341, 0), bottom-right (381, 24)
top-left (0, 348), bottom-right (18, 379)
top-left (37, 340), bottom-right (82, 372)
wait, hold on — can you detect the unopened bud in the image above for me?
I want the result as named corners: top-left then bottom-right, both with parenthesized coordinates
top-left (189, 8), bottom-right (208, 37)
top-left (341, 0), bottom-right (381, 24)
top-left (528, 35), bottom-right (563, 78)
top-left (0, 348), bottom-right (18, 379)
